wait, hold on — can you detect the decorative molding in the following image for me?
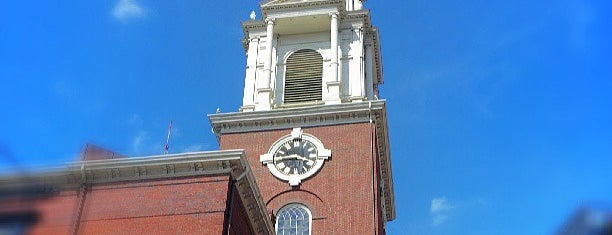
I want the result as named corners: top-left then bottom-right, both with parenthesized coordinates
top-left (210, 100), bottom-right (380, 134)
top-left (367, 27), bottom-right (384, 85)
top-left (261, 0), bottom-right (344, 14)
top-left (241, 20), bottom-right (267, 52)
top-left (371, 102), bottom-right (396, 221)
top-left (228, 153), bottom-right (277, 235)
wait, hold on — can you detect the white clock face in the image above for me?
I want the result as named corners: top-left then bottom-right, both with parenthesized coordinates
top-left (260, 128), bottom-right (331, 186)
top-left (273, 139), bottom-right (318, 176)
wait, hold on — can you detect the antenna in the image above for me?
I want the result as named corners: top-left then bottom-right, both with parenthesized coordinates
top-left (164, 121), bottom-right (173, 155)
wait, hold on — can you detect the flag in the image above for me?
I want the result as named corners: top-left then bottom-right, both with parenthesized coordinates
top-left (164, 121), bottom-right (172, 154)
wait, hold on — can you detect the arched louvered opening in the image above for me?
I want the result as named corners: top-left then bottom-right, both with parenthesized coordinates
top-left (283, 49), bottom-right (323, 104)
top-left (275, 204), bottom-right (311, 235)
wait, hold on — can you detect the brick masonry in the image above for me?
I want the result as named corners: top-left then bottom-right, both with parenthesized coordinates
top-left (0, 122), bottom-right (388, 235)
top-left (219, 122), bottom-right (386, 234)
top-left (0, 174), bottom-right (261, 235)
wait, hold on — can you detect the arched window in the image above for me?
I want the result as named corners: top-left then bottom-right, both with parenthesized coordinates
top-left (275, 204), bottom-right (311, 235)
top-left (283, 49), bottom-right (323, 104)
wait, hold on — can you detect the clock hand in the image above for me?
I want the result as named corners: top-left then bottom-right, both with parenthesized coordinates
top-left (289, 154), bottom-right (300, 159)
top-left (274, 154), bottom-right (299, 161)
top-left (295, 155), bottom-right (313, 162)
top-left (274, 156), bottom-right (287, 161)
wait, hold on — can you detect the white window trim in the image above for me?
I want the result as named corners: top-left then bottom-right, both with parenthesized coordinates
top-left (275, 203), bottom-right (313, 235)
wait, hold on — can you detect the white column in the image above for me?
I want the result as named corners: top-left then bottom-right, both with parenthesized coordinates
top-left (326, 12), bottom-right (341, 104)
top-left (355, 0), bottom-right (363, 10)
top-left (350, 26), bottom-right (365, 101)
top-left (330, 13), bottom-right (339, 83)
top-left (241, 37), bottom-right (260, 112)
top-left (256, 18), bottom-right (275, 110)
top-left (263, 18), bottom-right (274, 88)
top-left (347, 0), bottom-right (353, 11)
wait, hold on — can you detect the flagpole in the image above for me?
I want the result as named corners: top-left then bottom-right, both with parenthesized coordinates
top-left (164, 121), bottom-right (172, 155)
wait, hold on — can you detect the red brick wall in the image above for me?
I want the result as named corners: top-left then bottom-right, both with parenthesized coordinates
top-left (227, 184), bottom-right (255, 235)
top-left (0, 190), bottom-right (80, 235)
top-left (219, 123), bottom-right (385, 234)
top-left (77, 175), bottom-right (231, 234)
top-left (0, 174), bottom-right (255, 235)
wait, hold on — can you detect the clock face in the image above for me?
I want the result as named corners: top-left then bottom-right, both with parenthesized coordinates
top-left (260, 128), bottom-right (331, 186)
top-left (273, 139), bottom-right (318, 176)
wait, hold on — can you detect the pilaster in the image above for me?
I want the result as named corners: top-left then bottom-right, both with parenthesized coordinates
top-left (326, 12), bottom-right (341, 105)
top-left (256, 18), bottom-right (276, 111)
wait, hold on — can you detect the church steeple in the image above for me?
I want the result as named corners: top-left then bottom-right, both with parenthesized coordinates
top-left (210, 1), bottom-right (395, 233)
top-left (239, 0), bottom-right (383, 112)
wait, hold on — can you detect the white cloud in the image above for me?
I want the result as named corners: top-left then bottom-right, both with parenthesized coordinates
top-left (182, 143), bottom-right (211, 152)
top-left (430, 197), bottom-right (454, 226)
top-left (131, 131), bottom-right (167, 155)
top-left (431, 197), bottom-right (453, 213)
top-left (127, 114), bottom-right (143, 127)
top-left (432, 214), bottom-right (449, 226)
top-left (131, 131), bottom-right (148, 154)
top-left (112, 0), bottom-right (145, 22)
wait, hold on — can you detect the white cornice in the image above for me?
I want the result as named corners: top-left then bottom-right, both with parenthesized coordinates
top-left (261, 0), bottom-right (344, 15)
top-left (369, 27), bottom-right (383, 85)
top-left (210, 101), bottom-right (383, 134)
top-left (208, 101), bottom-right (396, 221)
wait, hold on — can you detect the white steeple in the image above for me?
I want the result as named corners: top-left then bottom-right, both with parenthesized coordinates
top-left (239, 0), bottom-right (383, 112)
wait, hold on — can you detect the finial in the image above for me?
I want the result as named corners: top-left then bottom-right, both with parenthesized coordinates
top-left (250, 11), bottom-right (256, 20)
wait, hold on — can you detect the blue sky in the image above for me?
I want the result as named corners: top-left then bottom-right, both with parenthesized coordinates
top-left (1, 0), bottom-right (611, 234)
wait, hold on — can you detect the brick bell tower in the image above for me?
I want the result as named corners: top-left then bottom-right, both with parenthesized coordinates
top-left (209, 0), bottom-right (395, 234)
